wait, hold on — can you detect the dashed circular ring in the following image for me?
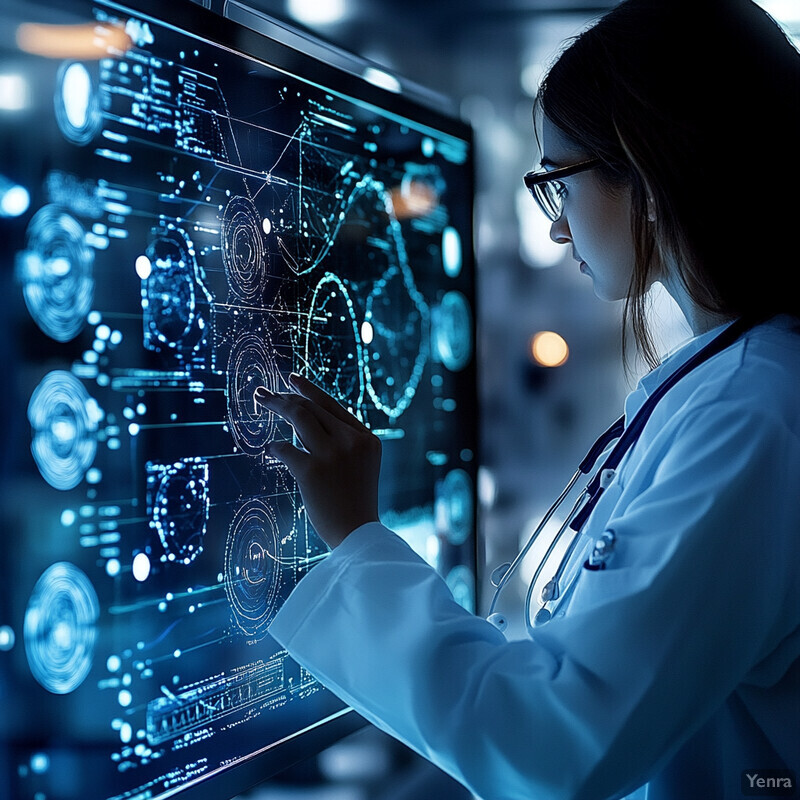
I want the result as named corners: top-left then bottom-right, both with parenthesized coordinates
top-left (222, 195), bottom-right (266, 303)
top-left (226, 329), bottom-right (280, 455)
top-left (223, 499), bottom-right (282, 639)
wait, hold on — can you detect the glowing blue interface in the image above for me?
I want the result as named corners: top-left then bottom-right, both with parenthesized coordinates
top-left (0, 1), bottom-right (477, 798)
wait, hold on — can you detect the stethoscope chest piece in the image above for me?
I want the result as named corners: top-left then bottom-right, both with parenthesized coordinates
top-left (583, 529), bottom-right (616, 571)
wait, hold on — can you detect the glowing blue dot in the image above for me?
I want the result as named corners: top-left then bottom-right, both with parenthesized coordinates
top-left (108, 438), bottom-right (120, 450)
top-left (132, 552), bottom-right (150, 582)
top-left (96, 324), bottom-right (111, 340)
top-left (86, 468), bottom-right (102, 484)
top-left (173, 649), bottom-right (181, 658)
top-left (30, 753), bottom-right (49, 774)
top-left (0, 626), bottom-right (15, 651)
top-left (0, 184), bottom-right (30, 218)
top-left (442, 227), bottom-right (462, 277)
top-left (118, 689), bottom-right (132, 707)
top-left (87, 310), bottom-right (101, 325)
top-left (83, 350), bottom-right (99, 364)
top-left (110, 330), bottom-right (123, 345)
top-left (360, 321), bottom-right (374, 344)
top-left (107, 655), bottom-right (122, 672)
top-left (135, 254), bottom-right (151, 280)
top-left (128, 423), bottom-right (140, 436)
top-left (61, 509), bottom-right (77, 526)
top-left (136, 403), bottom-right (147, 415)
top-left (120, 723), bottom-right (133, 744)
top-left (421, 137), bottom-right (435, 158)
top-left (105, 558), bottom-right (121, 577)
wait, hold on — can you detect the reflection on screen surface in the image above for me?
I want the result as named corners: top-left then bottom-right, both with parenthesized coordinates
top-left (0, 2), bottom-right (477, 798)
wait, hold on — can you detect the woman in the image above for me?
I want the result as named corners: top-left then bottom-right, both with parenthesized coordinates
top-left (255, 0), bottom-right (800, 797)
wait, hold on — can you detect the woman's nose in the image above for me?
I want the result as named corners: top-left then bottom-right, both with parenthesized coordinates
top-left (549, 214), bottom-right (571, 244)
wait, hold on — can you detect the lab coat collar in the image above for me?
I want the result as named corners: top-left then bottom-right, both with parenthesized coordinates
top-left (623, 320), bottom-right (736, 423)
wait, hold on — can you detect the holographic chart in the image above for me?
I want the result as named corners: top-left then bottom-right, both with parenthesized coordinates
top-left (0, 2), bottom-right (477, 798)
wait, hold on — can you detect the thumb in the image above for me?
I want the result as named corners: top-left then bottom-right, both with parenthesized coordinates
top-left (266, 439), bottom-right (309, 477)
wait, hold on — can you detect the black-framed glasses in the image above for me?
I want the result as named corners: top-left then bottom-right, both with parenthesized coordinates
top-left (523, 158), bottom-right (601, 222)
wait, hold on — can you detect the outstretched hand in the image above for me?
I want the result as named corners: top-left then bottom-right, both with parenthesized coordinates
top-left (254, 374), bottom-right (382, 549)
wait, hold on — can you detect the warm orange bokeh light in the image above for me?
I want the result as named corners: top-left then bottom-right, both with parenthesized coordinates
top-left (16, 22), bottom-right (132, 59)
top-left (390, 179), bottom-right (439, 219)
top-left (530, 330), bottom-right (569, 367)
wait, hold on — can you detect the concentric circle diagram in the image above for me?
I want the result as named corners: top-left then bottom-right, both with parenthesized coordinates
top-left (24, 562), bottom-right (99, 694)
top-left (226, 329), bottom-right (280, 455)
top-left (433, 290), bottom-right (473, 372)
top-left (435, 468), bottom-right (474, 546)
top-left (222, 195), bottom-right (267, 303)
top-left (16, 205), bottom-right (94, 342)
top-left (28, 370), bottom-right (100, 491)
top-left (364, 264), bottom-right (430, 420)
top-left (304, 272), bottom-right (366, 413)
top-left (224, 499), bottom-right (282, 639)
top-left (142, 226), bottom-right (211, 364)
top-left (147, 459), bottom-right (209, 565)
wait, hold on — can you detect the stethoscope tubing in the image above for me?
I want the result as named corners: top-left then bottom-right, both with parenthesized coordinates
top-left (487, 316), bottom-right (758, 634)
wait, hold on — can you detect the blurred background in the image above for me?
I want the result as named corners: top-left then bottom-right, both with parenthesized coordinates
top-left (222, 1), bottom-right (800, 798)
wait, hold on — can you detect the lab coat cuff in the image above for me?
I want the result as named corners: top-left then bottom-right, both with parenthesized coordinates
top-left (268, 521), bottom-right (396, 648)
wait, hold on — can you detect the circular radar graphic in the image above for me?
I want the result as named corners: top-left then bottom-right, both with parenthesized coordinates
top-left (435, 468), bottom-right (474, 546)
top-left (148, 460), bottom-right (209, 565)
top-left (364, 264), bottom-right (430, 420)
top-left (24, 562), bottom-right (99, 694)
top-left (142, 226), bottom-right (209, 360)
top-left (304, 272), bottom-right (365, 414)
top-left (16, 205), bottom-right (94, 342)
top-left (222, 195), bottom-right (267, 303)
top-left (28, 370), bottom-right (100, 491)
top-left (226, 329), bottom-right (280, 455)
top-left (224, 499), bottom-right (282, 639)
top-left (433, 291), bottom-right (473, 372)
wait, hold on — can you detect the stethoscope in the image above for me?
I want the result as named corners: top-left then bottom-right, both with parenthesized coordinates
top-left (486, 316), bottom-right (755, 637)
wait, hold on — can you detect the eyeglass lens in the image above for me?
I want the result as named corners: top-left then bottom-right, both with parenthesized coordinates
top-left (532, 180), bottom-right (563, 222)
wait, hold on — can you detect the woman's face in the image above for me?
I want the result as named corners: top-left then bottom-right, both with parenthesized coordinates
top-left (541, 117), bottom-right (638, 302)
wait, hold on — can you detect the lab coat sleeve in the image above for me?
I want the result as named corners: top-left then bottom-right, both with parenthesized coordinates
top-left (268, 400), bottom-right (800, 800)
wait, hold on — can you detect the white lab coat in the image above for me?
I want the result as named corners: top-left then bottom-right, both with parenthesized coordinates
top-left (269, 315), bottom-right (800, 800)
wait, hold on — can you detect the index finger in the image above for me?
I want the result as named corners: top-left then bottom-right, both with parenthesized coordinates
top-left (288, 373), bottom-right (365, 431)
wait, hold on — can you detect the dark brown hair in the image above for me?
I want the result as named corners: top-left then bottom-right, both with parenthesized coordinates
top-left (535, 0), bottom-right (800, 367)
